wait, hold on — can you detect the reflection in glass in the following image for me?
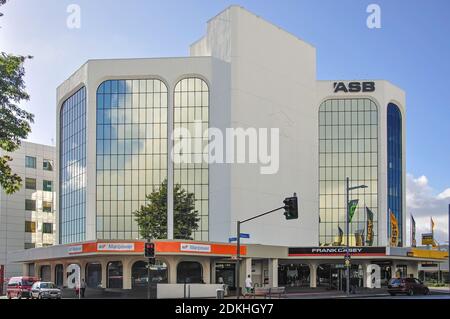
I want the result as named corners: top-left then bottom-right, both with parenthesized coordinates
top-left (387, 103), bottom-right (403, 246)
top-left (318, 99), bottom-right (378, 246)
top-left (177, 261), bottom-right (203, 284)
top-left (60, 87), bottom-right (86, 244)
top-left (174, 78), bottom-right (209, 241)
top-left (96, 80), bottom-right (168, 240)
top-left (132, 260), bottom-right (168, 288)
top-left (107, 261), bottom-right (123, 288)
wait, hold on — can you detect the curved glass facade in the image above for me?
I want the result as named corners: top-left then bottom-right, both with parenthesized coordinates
top-left (387, 103), bottom-right (403, 246)
top-left (96, 79), bottom-right (168, 240)
top-left (319, 99), bottom-right (378, 246)
top-left (60, 87), bottom-right (86, 244)
top-left (174, 78), bottom-right (209, 241)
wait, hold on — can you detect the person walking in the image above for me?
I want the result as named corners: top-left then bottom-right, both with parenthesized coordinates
top-left (245, 275), bottom-right (253, 298)
top-left (80, 279), bottom-right (87, 298)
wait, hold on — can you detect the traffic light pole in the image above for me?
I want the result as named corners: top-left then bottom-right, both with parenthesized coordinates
top-left (147, 258), bottom-right (151, 300)
top-left (144, 241), bottom-right (156, 299)
top-left (235, 206), bottom-right (285, 299)
top-left (236, 220), bottom-right (241, 299)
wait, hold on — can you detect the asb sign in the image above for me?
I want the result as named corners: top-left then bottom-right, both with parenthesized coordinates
top-left (333, 81), bottom-right (375, 93)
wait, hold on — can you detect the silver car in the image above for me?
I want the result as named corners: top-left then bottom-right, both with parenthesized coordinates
top-left (31, 282), bottom-right (62, 299)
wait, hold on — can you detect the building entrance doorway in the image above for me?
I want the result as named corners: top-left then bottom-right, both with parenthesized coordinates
top-left (215, 262), bottom-right (235, 291)
top-left (278, 263), bottom-right (310, 287)
top-left (317, 264), bottom-right (363, 291)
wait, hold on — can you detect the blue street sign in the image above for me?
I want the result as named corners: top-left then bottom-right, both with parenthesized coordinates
top-left (228, 233), bottom-right (251, 242)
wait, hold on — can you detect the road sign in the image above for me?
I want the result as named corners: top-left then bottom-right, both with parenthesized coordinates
top-left (229, 233), bottom-right (251, 242)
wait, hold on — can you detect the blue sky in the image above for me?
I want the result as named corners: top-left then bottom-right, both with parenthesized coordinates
top-left (1, 0), bottom-right (449, 240)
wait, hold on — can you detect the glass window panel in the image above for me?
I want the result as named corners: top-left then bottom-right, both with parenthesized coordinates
top-left (319, 98), bottom-right (378, 246)
top-left (174, 78), bottom-right (209, 240)
top-left (60, 87), bottom-right (86, 244)
top-left (96, 79), bottom-right (168, 240)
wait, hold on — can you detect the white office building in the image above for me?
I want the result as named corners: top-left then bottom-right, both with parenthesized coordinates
top-left (0, 141), bottom-right (56, 280)
top-left (51, 5), bottom-right (405, 247)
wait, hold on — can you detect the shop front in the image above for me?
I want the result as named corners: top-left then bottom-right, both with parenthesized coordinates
top-left (280, 246), bottom-right (444, 290)
top-left (7, 240), bottom-right (247, 293)
top-left (7, 240), bottom-right (446, 297)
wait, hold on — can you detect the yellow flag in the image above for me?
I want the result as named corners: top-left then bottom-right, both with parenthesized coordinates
top-left (390, 210), bottom-right (399, 247)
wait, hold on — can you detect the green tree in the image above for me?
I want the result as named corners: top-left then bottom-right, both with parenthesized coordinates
top-left (0, 0), bottom-right (6, 19)
top-left (134, 179), bottom-right (200, 240)
top-left (0, 0), bottom-right (34, 194)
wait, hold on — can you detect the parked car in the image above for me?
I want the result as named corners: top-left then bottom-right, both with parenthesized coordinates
top-left (388, 277), bottom-right (429, 296)
top-left (6, 276), bottom-right (39, 299)
top-left (30, 282), bottom-right (62, 299)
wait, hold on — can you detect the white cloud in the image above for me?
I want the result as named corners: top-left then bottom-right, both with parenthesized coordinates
top-left (437, 188), bottom-right (450, 200)
top-left (406, 173), bottom-right (449, 245)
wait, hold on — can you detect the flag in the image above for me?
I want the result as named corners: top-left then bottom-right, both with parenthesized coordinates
top-left (366, 207), bottom-right (374, 246)
top-left (348, 199), bottom-right (359, 223)
top-left (431, 217), bottom-right (435, 235)
top-left (411, 215), bottom-right (416, 247)
top-left (337, 226), bottom-right (343, 246)
top-left (355, 229), bottom-right (365, 246)
top-left (390, 209), bottom-right (399, 247)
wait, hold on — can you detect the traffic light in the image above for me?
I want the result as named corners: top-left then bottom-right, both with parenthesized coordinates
top-left (283, 194), bottom-right (298, 220)
top-left (144, 242), bottom-right (155, 258)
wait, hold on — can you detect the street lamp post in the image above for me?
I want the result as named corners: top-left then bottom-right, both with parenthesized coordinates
top-left (345, 177), bottom-right (367, 295)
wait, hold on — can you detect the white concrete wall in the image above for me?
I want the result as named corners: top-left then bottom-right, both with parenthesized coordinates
top-left (157, 283), bottom-right (224, 299)
top-left (191, 6), bottom-right (318, 246)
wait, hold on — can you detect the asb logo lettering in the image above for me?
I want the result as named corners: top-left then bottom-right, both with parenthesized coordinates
top-left (333, 82), bottom-right (375, 93)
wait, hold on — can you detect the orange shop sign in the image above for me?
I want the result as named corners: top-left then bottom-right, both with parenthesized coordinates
top-left (68, 242), bottom-right (145, 254)
top-left (67, 241), bottom-right (245, 256)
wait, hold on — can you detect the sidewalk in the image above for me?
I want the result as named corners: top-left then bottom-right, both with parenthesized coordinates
top-left (429, 287), bottom-right (450, 294)
top-left (223, 287), bottom-right (391, 299)
top-left (287, 288), bottom-right (389, 299)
